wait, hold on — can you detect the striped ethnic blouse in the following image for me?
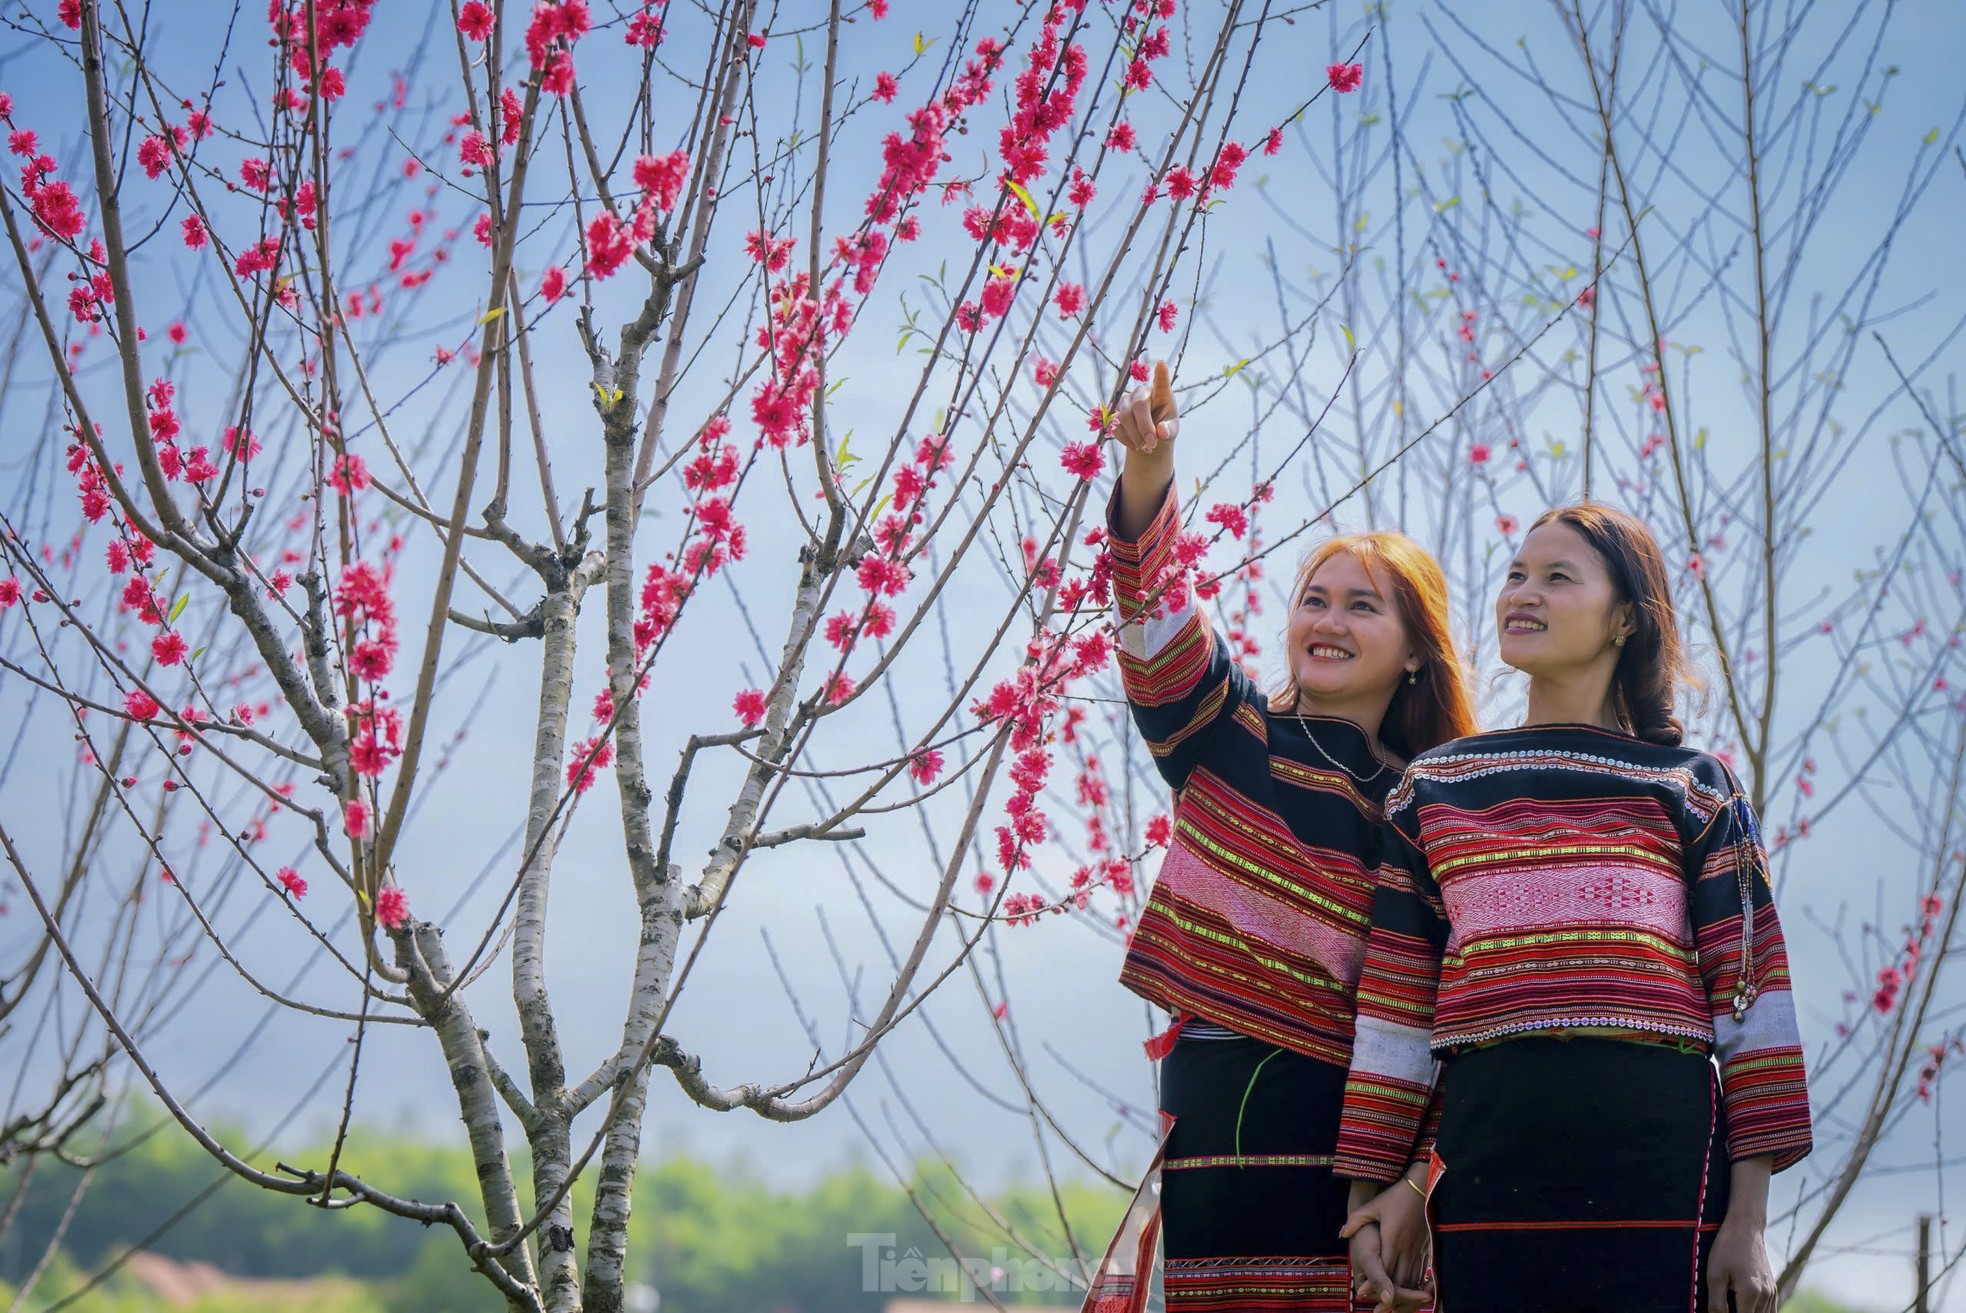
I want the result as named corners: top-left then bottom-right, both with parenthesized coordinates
top-left (1333, 724), bottom-right (1814, 1182)
top-left (1110, 485), bottom-right (1395, 1069)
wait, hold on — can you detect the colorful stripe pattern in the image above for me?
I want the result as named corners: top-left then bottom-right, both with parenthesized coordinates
top-left (1334, 724), bottom-right (1812, 1182)
top-left (1163, 1152), bottom-right (1337, 1171)
top-left (1162, 1258), bottom-right (1352, 1310)
top-left (1110, 485), bottom-right (1394, 1068)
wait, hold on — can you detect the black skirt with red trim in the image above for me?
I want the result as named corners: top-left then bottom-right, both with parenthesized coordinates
top-left (1158, 1020), bottom-right (1363, 1311)
top-left (1426, 1035), bottom-right (1730, 1313)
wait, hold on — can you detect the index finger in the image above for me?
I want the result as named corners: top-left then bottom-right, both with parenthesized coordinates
top-left (1149, 359), bottom-right (1176, 423)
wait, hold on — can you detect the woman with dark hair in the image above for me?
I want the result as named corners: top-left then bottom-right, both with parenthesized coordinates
top-left (1334, 504), bottom-right (1812, 1313)
top-left (1104, 363), bottom-right (1478, 1310)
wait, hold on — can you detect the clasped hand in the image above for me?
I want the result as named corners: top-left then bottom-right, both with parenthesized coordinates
top-left (1340, 1171), bottom-right (1433, 1313)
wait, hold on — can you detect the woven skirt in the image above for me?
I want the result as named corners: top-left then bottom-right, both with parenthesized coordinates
top-left (1159, 1020), bottom-right (1361, 1311)
top-left (1427, 1035), bottom-right (1729, 1313)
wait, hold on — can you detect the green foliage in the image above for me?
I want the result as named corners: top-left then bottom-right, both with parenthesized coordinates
top-left (1780, 1292), bottom-right (1874, 1313)
top-left (383, 1235), bottom-right (495, 1313)
top-left (0, 1121), bottom-right (490, 1282)
top-left (1, 1126), bottom-right (1128, 1311)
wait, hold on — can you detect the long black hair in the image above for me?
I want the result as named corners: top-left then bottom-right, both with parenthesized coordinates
top-left (1529, 504), bottom-right (1692, 746)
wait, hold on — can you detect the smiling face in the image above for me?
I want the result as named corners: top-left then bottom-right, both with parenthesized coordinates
top-left (1286, 549), bottom-right (1418, 712)
top-left (1496, 520), bottom-right (1635, 677)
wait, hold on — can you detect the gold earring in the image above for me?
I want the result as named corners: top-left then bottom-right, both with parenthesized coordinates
top-left (1613, 635), bottom-right (1627, 648)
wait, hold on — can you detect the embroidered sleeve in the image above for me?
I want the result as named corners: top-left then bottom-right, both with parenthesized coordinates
top-left (1335, 786), bottom-right (1447, 1181)
top-left (1107, 481), bottom-right (1251, 791)
top-left (1412, 1085), bottom-right (1444, 1165)
top-left (1686, 759), bottom-right (1813, 1171)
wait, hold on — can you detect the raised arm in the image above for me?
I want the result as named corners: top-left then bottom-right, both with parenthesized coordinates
top-left (1106, 362), bottom-right (1250, 791)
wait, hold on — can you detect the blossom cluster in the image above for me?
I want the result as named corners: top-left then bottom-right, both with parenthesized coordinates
top-left (6, 109), bottom-right (81, 244)
top-left (729, 433), bottom-right (954, 730)
top-left (994, 467), bottom-right (1285, 928)
top-left (334, 558), bottom-right (400, 712)
top-left (971, 598), bottom-right (1116, 884)
top-left (584, 149), bottom-right (691, 280)
top-left (524, 0), bottom-right (591, 96)
top-left (1871, 891), bottom-right (1946, 1016)
top-left (567, 414), bottom-right (750, 791)
top-left (268, 0), bottom-right (371, 106)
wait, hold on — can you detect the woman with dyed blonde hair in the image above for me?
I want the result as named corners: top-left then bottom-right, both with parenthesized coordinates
top-left (1267, 532), bottom-right (1478, 766)
top-left (1102, 362), bottom-right (1474, 1311)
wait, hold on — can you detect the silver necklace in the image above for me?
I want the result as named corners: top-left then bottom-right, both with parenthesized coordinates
top-left (1292, 711), bottom-right (1392, 784)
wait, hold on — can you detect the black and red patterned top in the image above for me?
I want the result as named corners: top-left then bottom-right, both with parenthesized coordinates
top-left (1334, 723), bottom-right (1813, 1181)
top-left (1110, 484), bottom-right (1395, 1069)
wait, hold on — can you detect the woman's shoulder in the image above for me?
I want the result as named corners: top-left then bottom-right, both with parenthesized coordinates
top-left (1669, 748), bottom-right (1748, 815)
top-left (1404, 724), bottom-right (1592, 764)
top-left (1388, 727), bottom-right (1734, 823)
top-left (1401, 724), bottom-right (1735, 783)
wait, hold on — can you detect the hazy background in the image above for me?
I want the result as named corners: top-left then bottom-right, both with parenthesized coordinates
top-left (3, 0), bottom-right (1963, 1308)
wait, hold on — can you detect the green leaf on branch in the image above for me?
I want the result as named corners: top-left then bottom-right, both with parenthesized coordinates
top-left (478, 307), bottom-right (506, 323)
top-left (168, 594), bottom-right (189, 624)
top-left (1004, 178), bottom-right (1039, 222)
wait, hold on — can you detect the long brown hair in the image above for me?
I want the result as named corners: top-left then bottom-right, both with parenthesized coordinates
top-left (1268, 533), bottom-right (1478, 759)
top-left (1528, 503), bottom-right (1693, 746)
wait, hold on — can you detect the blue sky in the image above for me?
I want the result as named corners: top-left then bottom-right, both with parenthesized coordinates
top-left (3, 0), bottom-right (1965, 1307)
